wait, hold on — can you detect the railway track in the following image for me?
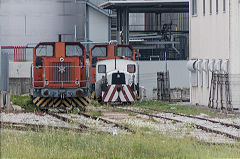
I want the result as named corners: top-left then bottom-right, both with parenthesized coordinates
top-left (1, 110), bottom-right (135, 134)
top-left (78, 112), bottom-right (136, 134)
top-left (117, 107), bottom-right (240, 141)
top-left (1, 121), bottom-right (85, 133)
top-left (47, 112), bottom-right (88, 129)
top-left (140, 107), bottom-right (240, 129)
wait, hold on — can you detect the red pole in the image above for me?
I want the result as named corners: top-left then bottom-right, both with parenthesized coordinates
top-left (17, 46), bottom-right (19, 62)
top-left (17, 46), bottom-right (20, 61)
top-left (21, 46), bottom-right (23, 61)
top-left (19, 46), bottom-right (21, 61)
top-left (24, 46), bottom-right (26, 61)
top-left (14, 46), bottom-right (16, 62)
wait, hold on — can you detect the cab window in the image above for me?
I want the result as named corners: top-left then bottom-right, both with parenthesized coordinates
top-left (98, 65), bottom-right (106, 73)
top-left (92, 47), bottom-right (107, 57)
top-left (36, 45), bottom-right (54, 57)
top-left (117, 47), bottom-right (133, 57)
top-left (66, 45), bottom-right (83, 56)
top-left (127, 64), bottom-right (136, 73)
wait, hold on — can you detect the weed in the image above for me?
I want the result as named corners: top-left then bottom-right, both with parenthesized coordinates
top-left (10, 95), bottom-right (39, 112)
top-left (89, 111), bottom-right (103, 117)
top-left (128, 112), bottom-right (137, 116)
top-left (91, 100), bottom-right (101, 107)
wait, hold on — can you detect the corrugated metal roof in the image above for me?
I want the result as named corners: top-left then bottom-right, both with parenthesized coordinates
top-left (100, 0), bottom-right (189, 13)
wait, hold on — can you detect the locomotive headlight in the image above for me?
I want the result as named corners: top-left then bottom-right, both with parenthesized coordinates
top-left (75, 80), bottom-right (80, 85)
top-left (60, 57), bottom-right (64, 62)
top-left (42, 89), bottom-right (49, 97)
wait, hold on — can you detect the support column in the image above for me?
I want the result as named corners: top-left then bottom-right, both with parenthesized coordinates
top-left (0, 91), bottom-right (3, 109)
top-left (116, 9), bottom-right (121, 44)
top-left (122, 8), bottom-right (129, 44)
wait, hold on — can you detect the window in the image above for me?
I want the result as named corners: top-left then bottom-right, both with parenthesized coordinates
top-left (36, 45), bottom-right (54, 57)
top-left (216, 0), bottom-right (218, 13)
top-left (92, 47), bottom-right (107, 57)
top-left (223, 0), bottom-right (226, 12)
top-left (203, 0), bottom-right (205, 15)
top-left (98, 65), bottom-right (106, 73)
top-left (210, 0), bottom-right (212, 14)
top-left (66, 45), bottom-right (83, 56)
top-left (127, 64), bottom-right (136, 73)
top-left (117, 47), bottom-right (133, 57)
top-left (192, 0), bottom-right (197, 16)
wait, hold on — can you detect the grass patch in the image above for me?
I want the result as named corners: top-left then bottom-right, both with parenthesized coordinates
top-left (10, 95), bottom-right (39, 112)
top-left (134, 100), bottom-right (217, 117)
top-left (91, 100), bottom-right (102, 107)
top-left (1, 129), bottom-right (240, 159)
top-left (89, 110), bottom-right (103, 117)
top-left (128, 112), bottom-right (137, 116)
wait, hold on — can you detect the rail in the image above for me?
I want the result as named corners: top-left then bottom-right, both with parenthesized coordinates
top-left (116, 107), bottom-right (240, 141)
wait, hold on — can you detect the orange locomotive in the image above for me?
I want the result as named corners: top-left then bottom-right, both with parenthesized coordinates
top-left (30, 41), bottom-right (90, 110)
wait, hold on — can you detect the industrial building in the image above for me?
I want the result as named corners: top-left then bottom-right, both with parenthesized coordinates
top-left (0, 0), bottom-right (190, 99)
top-left (188, 0), bottom-right (240, 110)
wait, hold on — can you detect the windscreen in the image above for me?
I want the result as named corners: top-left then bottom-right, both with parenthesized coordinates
top-left (66, 45), bottom-right (83, 56)
top-left (92, 47), bottom-right (107, 57)
top-left (36, 45), bottom-right (54, 57)
top-left (117, 47), bottom-right (133, 57)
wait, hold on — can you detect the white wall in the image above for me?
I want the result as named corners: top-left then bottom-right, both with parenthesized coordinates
top-left (190, 0), bottom-right (229, 60)
top-left (189, 0), bottom-right (230, 106)
top-left (9, 62), bottom-right (32, 78)
top-left (89, 7), bottom-right (109, 42)
top-left (139, 61), bottom-right (189, 98)
top-left (0, 0), bottom-right (86, 46)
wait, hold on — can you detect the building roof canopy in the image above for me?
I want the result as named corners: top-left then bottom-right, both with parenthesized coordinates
top-left (100, 0), bottom-right (189, 13)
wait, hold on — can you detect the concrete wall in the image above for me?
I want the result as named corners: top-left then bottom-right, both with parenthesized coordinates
top-left (8, 62), bottom-right (31, 95)
top-left (139, 61), bottom-right (189, 98)
top-left (0, 0), bottom-right (86, 46)
top-left (9, 62), bottom-right (32, 78)
top-left (9, 78), bottom-right (30, 95)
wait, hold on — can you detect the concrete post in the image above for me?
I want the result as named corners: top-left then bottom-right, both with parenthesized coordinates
top-left (0, 91), bottom-right (3, 109)
top-left (5, 92), bottom-right (11, 110)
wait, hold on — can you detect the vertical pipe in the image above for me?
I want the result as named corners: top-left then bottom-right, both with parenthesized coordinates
top-left (74, 24), bottom-right (77, 42)
top-left (117, 9), bottom-right (121, 44)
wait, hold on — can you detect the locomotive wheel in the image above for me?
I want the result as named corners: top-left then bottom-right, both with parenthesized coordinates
top-left (32, 97), bottom-right (90, 110)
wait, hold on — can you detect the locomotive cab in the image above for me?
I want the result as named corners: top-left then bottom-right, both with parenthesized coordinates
top-left (31, 42), bottom-right (90, 109)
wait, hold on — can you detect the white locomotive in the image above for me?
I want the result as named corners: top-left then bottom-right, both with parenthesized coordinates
top-left (95, 59), bottom-right (139, 103)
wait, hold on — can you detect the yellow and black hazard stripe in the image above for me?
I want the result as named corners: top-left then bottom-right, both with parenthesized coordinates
top-left (32, 97), bottom-right (91, 108)
top-left (91, 91), bottom-right (96, 100)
